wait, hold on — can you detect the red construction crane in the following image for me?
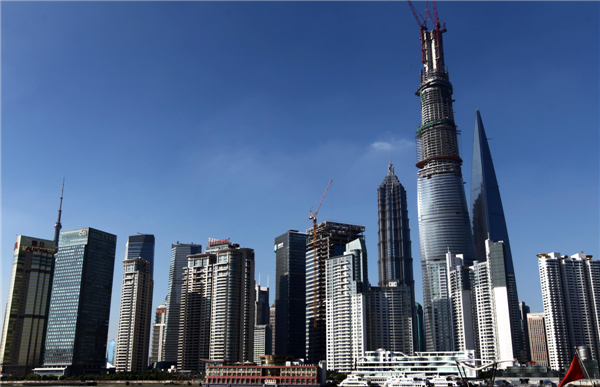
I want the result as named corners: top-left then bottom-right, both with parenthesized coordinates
top-left (407, 0), bottom-right (428, 64)
top-left (308, 179), bottom-right (332, 329)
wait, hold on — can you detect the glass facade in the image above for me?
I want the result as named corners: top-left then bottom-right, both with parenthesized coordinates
top-left (377, 162), bottom-right (413, 288)
top-left (42, 228), bottom-right (116, 375)
top-left (0, 236), bottom-right (56, 376)
top-left (415, 28), bottom-right (474, 352)
top-left (274, 231), bottom-right (307, 360)
top-left (125, 234), bottom-right (155, 275)
top-left (162, 242), bottom-right (202, 363)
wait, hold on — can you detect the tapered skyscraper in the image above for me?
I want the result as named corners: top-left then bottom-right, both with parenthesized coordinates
top-left (415, 21), bottom-right (474, 351)
top-left (470, 110), bottom-right (524, 362)
top-left (378, 161), bottom-right (413, 288)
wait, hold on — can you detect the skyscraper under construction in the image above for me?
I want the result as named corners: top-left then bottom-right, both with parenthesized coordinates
top-left (414, 15), bottom-right (474, 351)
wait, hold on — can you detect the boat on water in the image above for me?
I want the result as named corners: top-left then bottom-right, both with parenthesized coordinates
top-left (382, 376), bottom-right (430, 387)
top-left (339, 376), bottom-right (370, 387)
top-left (427, 376), bottom-right (463, 387)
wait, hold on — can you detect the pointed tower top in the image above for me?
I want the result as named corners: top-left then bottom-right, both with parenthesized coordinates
top-left (388, 156), bottom-right (395, 176)
top-left (54, 178), bottom-right (64, 247)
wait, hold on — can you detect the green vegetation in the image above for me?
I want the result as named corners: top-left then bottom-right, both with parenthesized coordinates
top-left (326, 370), bottom-right (348, 382)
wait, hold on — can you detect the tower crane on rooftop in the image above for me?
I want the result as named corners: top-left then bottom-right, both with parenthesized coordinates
top-left (308, 179), bottom-right (332, 329)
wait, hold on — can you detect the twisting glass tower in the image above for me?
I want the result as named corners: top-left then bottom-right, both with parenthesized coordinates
top-left (414, 16), bottom-right (474, 351)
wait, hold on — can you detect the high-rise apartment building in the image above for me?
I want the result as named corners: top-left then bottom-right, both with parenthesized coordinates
top-left (162, 242), bottom-right (202, 363)
top-left (326, 238), bottom-right (368, 372)
top-left (40, 228), bottom-right (116, 376)
top-left (115, 234), bottom-right (155, 372)
top-left (470, 110), bottom-right (523, 362)
top-left (368, 284), bottom-right (414, 355)
top-left (0, 237), bottom-right (56, 376)
top-left (527, 313), bottom-right (549, 367)
top-left (414, 21), bottom-right (475, 352)
top-left (538, 252), bottom-right (600, 370)
top-left (375, 162), bottom-right (416, 354)
top-left (253, 325), bottom-right (271, 364)
top-left (178, 240), bottom-right (255, 374)
top-left (306, 222), bottom-right (365, 363)
top-left (274, 230), bottom-right (307, 360)
top-left (150, 303), bottom-right (167, 365)
top-left (255, 285), bottom-right (270, 326)
top-left (446, 253), bottom-right (474, 353)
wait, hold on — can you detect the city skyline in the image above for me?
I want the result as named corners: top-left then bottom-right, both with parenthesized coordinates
top-left (2, 2), bottom-right (598, 345)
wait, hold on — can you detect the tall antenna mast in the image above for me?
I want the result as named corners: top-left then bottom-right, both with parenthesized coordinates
top-left (54, 178), bottom-right (65, 247)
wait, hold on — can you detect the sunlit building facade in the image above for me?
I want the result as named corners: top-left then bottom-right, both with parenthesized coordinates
top-left (0, 236), bottom-right (56, 376)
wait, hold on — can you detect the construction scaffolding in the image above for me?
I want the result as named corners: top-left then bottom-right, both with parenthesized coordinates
top-left (304, 221), bottom-right (365, 363)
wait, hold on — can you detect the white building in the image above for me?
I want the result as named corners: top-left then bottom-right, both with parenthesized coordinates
top-left (253, 325), bottom-right (271, 364)
top-left (446, 253), bottom-right (474, 352)
top-left (538, 252), bottom-right (600, 370)
top-left (115, 257), bottom-right (154, 372)
top-left (150, 302), bottom-right (167, 365)
top-left (325, 238), bottom-right (368, 372)
top-left (352, 349), bottom-right (476, 385)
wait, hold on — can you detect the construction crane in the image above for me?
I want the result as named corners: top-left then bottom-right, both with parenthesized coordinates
top-left (308, 179), bottom-right (332, 329)
top-left (407, 0), bottom-right (428, 64)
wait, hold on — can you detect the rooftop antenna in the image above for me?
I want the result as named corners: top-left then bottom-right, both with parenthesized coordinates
top-left (54, 178), bottom-right (65, 247)
top-left (258, 273), bottom-right (261, 286)
top-left (267, 275), bottom-right (269, 289)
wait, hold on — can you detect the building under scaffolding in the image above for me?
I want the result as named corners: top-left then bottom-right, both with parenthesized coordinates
top-left (305, 221), bottom-right (365, 364)
top-left (414, 24), bottom-right (475, 352)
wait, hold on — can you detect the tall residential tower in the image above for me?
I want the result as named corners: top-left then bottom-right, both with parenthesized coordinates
top-left (115, 235), bottom-right (155, 372)
top-left (414, 21), bottom-right (474, 351)
top-left (162, 242), bottom-right (202, 363)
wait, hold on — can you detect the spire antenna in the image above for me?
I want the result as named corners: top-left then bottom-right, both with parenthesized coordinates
top-left (54, 178), bottom-right (64, 247)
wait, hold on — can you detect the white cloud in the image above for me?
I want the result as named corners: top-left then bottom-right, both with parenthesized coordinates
top-left (368, 138), bottom-right (414, 152)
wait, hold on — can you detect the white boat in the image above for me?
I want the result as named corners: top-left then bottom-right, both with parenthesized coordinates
top-left (383, 376), bottom-right (430, 387)
top-left (339, 375), bottom-right (371, 387)
top-left (427, 376), bottom-right (462, 387)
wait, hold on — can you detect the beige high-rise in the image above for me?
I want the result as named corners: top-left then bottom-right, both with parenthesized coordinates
top-left (527, 312), bottom-right (549, 367)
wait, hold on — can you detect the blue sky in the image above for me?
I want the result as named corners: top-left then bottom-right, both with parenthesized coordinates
top-left (2, 2), bottom-right (598, 344)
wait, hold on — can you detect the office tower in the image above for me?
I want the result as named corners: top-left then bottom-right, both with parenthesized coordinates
top-left (179, 240), bottom-right (255, 374)
top-left (519, 302), bottom-right (531, 363)
top-left (470, 110), bottom-right (523, 362)
top-left (253, 325), bottom-right (272, 364)
top-left (368, 285), bottom-right (414, 355)
top-left (538, 252), bottom-right (600, 370)
top-left (41, 228), bottom-right (117, 376)
top-left (162, 242), bottom-right (202, 363)
top-left (150, 303), bottom-right (167, 365)
top-left (378, 161), bottom-right (413, 288)
top-left (527, 313), bottom-right (549, 367)
top-left (446, 253), bottom-right (474, 352)
top-left (306, 222), bottom-right (365, 363)
top-left (106, 339), bottom-right (116, 366)
top-left (274, 230), bottom-right (308, 360)
top-left (415, 303), bottom-right (425, 352)
top-left (269, 303), bottom-right (276, 355)
top-left (376, 161), bottom-right (417, 354)
top-left (0, 237), bottom-right (56, 376)
top-left (115, 234), bottom-right (155, 372)
top-left (326, 238), bottom-right (368, 372)
top-left (255, 285), bottom-right (270, 326)
top-left (414, 21), bottom-right (475, 352)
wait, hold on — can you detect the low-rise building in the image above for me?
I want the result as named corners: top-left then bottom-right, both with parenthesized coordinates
top-left (203, 355), bottom-right (325, 387)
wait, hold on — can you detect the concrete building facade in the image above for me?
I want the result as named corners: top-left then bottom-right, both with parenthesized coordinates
top-left (150, 302), bottom-right (167, 365)
top-left (527, 313), bottom-right (549, 367)
top-left (0, 236), bottom-right (56, 376)
top-left (115, 235), bottom-right (155, 373)
top-left (325, 238), bottom-right (368, 372)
